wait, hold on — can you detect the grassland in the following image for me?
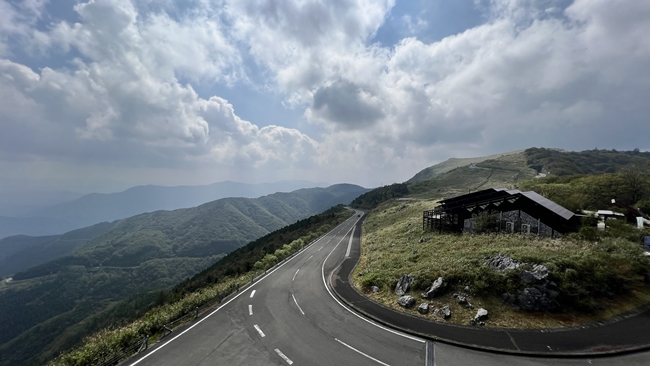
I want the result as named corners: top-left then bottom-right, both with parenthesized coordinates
top-left (352, 199), bottom-right (650, 328)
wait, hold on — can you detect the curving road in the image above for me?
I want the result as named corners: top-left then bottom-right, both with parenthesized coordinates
top-left (126, 211), bottom-right (650, 366)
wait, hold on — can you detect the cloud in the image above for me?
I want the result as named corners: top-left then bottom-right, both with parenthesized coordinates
top-left (2, 0), bottom-right (650, 191)
top-left (310, 79), bottom-right (385, 129)
top-left (0, 0), bottom-right (317, 173)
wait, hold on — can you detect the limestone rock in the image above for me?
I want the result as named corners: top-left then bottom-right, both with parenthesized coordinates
top-left (371, 286), bottom-right (380, 293)
top-left (395, 274), bottom-right (414, 296)
top-left (440, 305), bottom-right (451, 319)
top-left (433, 308), bottom-right (440, 317)
top-left (456, 295), bottom-right (468, 305)
top-left (485, 254), bottom-right (520, 271)
top-left (518, 288), bottom-right (552, 312)
top-left (475, 308), bottom-right (488, 321)
top-left (398, 295), bottom-right (416, 308)
top-left (417, 303), bottom-right (429, 314)
top-left (421, 277), bottom-right (444, 299)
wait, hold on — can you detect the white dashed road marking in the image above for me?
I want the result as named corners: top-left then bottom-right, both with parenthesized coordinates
top-left (254, 324), bottom-right (265, 337)
top-left (275, 348), bottom-right (294, 365)
top-left (250, 290), bottom-right (256, 298)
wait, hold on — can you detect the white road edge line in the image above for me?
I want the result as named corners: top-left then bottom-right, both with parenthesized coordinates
top-left (274, 348), bottom-right (294, 365)
top-left (321, 215), bottom-right (425, 344)
top-left (249, 304), bottom-right (253, 316)
top-left (250, 290), bottom-right (256, 298)
top-left (254, 324), bottom-right (265, 337)
top-left (292, 269), bottom-right (300, 281)
top-left (128, 218), bottom-right (339, 365)
top-left (292, 293), bottom-right (306, 315)
top-left (335, 338), bottom-right (390, 366)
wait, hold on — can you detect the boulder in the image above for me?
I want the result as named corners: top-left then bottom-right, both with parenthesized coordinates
top-left (421, 277), bottom-right (444, 299)
top-left (395, 274), bottom-right (414, 296)
top-left (502, 292), bottom-right (516, 306)
top-left (440, 305), bottom-right (451, 319)
top-left (475, 308), bottom-right (488, 321)
top-left (418, 303), bottom-right (429, 314)
top-left (486, 254), bottom-right (520, 271)
top-left (456, 296), bottom-right (468, 305)
top-left (371, 286), bottom-right (380, 293)
top-left (398, 295), bottom-right (416, 308)
top-left (520, 265), bottom-right (550, 284)
top-left (433, 308), bottom-right (440, 317)
top-left (517, 288), bottom-right (552, 312)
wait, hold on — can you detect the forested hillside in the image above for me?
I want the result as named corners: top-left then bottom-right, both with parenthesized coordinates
top-left (0, 221), bottom-right (117, 277)
top-left (0, 184), bottom-right (367, 366)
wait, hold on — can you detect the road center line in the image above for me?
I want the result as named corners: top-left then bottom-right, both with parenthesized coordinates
top-left (274, 348), bottom-right (294, 365)
top-left (292, 293), bottom-right (306, 315)
top-left (249, 304), bottom-right (253, 316)
top-left (250, 290), bottom-right (256, 298)
top-left (292, 269), bottom-right (300, 281)
top-left (319, 246), bottom-right (323, 251)
top-left (335, 338), bottom-right (390, 366)
top-left (345, 225), bottom-right (355, 257)
top-left (254, 324), bottom-right (265, 337)
top-left (308, 255), bottom-right (313, 260)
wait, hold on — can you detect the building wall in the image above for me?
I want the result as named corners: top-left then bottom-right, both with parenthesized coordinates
top-left (463, 209), bottom-right (555, 237)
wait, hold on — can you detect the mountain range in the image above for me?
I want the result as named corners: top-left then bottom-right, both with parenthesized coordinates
top-left (0, 180), bottom-right (328, 239)
top-left (0, 183), bottom-right (367, 366)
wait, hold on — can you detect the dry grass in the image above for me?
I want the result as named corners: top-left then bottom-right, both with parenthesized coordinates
top-left (352, 199), bottom-right (650, 328)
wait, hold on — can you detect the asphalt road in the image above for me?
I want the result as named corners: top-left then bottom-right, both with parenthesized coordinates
top-left (126, 211), bottom-right (650, 366)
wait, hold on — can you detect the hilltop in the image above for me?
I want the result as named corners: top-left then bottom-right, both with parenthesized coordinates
top-left (352, 148), bottom-right (650, 209)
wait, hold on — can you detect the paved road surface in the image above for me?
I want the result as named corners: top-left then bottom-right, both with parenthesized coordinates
top-left (127, 211), bottom-right (650, 366)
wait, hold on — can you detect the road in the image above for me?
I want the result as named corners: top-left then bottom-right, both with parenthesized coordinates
top-left (127, 211), bottom-right (650, 366)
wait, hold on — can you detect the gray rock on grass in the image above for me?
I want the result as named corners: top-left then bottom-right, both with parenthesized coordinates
top-left (475, 308), bottom-right (488, 321)
top-left (440, 305), bottom-right (451, 319)
top-left (418, 303), bottom-right (429, 314)
top-left (421, 277), bottom-right (444, 299)
top-left (395, 274), bottom-right (414, 296)
top-left (398, 295), bottom-right (416, 308)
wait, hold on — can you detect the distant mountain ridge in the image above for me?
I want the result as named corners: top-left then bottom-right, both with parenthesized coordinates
top-left (0, 180), bottom-right (328, 239)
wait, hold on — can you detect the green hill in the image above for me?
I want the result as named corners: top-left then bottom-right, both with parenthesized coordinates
top-left (0, 222), bottom-right (117, 277)
top-left (352, 148), bottom-right (650, 209)
top-left (0, 184), bottom-right (367, 366)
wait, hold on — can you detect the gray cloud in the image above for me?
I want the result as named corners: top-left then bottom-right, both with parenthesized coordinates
top-left (312, 80), bottom-right (385, 129)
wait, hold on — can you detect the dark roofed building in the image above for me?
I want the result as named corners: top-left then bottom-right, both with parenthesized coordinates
top-left (423, 188), bottom-right (580, 237)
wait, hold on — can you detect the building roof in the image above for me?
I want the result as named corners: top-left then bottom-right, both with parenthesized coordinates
top-left (439, 188), bottom-right (575, 221)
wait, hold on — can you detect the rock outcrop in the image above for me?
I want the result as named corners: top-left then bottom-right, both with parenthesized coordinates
top-left (398, 295), bottom-right (416, 308)
top-left (421, 277), bottom-right (444, 299)
top-left (395, 274), bottom-right (414, 296)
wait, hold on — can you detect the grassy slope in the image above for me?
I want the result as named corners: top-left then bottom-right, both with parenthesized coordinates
top-left (353, 199), bottom-right (650, 328)
top-left (408, 150), bottom-right (526, 183)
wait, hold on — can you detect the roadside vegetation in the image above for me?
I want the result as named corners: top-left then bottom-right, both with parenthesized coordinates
top-left (352, 199), bottom-right (650, 328)
top-left (44, 206), bottom-right (353, 366)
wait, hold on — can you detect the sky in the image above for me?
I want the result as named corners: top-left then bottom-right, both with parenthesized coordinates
top-left (1, 0), bottom-right (649, 194)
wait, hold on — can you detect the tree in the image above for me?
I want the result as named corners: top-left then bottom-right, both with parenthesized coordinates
top-left (619, 164), bottom-right (650, 204)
